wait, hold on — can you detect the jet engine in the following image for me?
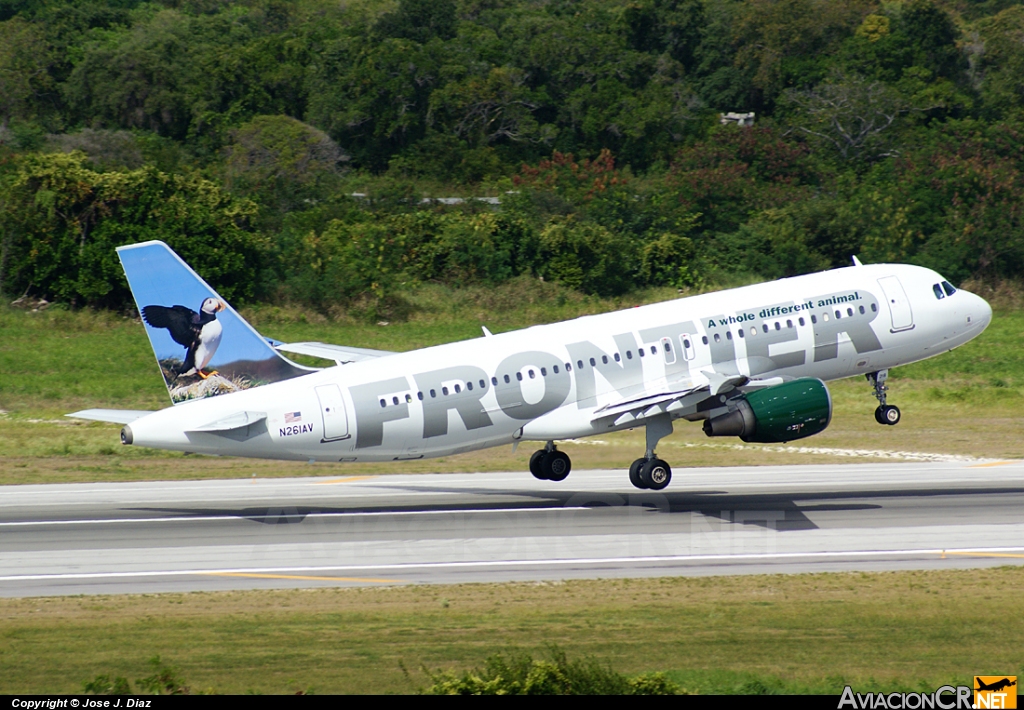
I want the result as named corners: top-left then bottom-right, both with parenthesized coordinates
top-left (702, 377), bottom-right (832, 443)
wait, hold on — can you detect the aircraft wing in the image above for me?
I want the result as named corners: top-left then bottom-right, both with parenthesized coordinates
top-left (591, 374), bottom-right (788, 427)
top-left (272, 341), bottom-right (397, 365)
top-left (66, 409), bottom-right (154, 424)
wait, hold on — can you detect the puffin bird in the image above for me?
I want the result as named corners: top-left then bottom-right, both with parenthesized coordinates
top-left (141, 297), bottom-right (226, 379)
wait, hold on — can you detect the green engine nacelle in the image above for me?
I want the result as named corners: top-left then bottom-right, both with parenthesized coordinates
top-left (702, 377), bottom-right (832, 443)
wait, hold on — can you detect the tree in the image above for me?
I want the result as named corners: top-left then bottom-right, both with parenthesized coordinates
top-left (1, 151), bottom-right (265, 307)
top-left (64, 10), bottom-right (193, 139)
top-left (225, 115), bottom-right (347, 218)
top-left (732, 0), bottom-right (871, 109)
top-left (47, 129), bottom-right (144, 170)
top-left (782, 73), bottom-right (930, 162)
top-left (536, 217), bottom-right (634, 296)
top-left (899, 0), bottom-right (961, 81)
top-left (971, 5), bottom-right (1024, 120)
top-left (852, 121), bottom-right (1024, 282)
top-left (305, 36), bottom-right (446, 171)
top-left (0, 18), bottom-right (55, 127)
top-left (668, 126), bottom-right (814, 234)
top-left (427, 66), bottom-right (549, 146)
top-left (375, 0), bottom-right (456, 44)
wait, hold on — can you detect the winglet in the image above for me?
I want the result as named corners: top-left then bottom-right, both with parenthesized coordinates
top-left (117, 241), bottom-right (313, 404)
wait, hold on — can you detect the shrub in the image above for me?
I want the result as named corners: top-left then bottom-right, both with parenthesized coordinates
top-left (422, 646), bottom-right (680, 695)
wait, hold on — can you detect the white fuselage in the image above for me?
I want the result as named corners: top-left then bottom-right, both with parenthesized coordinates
top-left (126, 263), bottom-right (992, 462)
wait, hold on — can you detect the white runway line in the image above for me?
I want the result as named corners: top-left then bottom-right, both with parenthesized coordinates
top-left (2, 547), bottom-right (1023, 583)
top-left (0, 506), bottom-right (593, 527)
top-left (679, 441), bottom-right (994, 462)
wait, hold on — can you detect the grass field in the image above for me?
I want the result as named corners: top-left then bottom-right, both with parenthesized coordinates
top-left (0, 568), bottom-right (1021, 694)
top-left (1, 283), bottom-right (1021, 694)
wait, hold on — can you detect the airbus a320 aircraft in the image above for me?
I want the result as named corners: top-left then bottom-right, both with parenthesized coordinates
top-left (69, 241), bottom-right (992, 490)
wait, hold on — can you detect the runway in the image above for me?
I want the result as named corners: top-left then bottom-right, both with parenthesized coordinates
top-left (1, 460), bottom-right (1023, 597)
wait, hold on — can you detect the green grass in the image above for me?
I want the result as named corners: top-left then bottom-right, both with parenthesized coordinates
top-left (1, 569), bottom-right (1021, 694)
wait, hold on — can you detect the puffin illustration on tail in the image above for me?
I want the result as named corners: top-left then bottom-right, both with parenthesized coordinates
top-left (118, 241), bottom-right (310, 403)
top-left (141, 298), bottom-right (226, 379)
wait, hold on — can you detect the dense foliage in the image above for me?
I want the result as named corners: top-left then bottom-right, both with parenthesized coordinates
top-left (423, 647), bottom-right (681, 694)
top-left (2, 0), bottom-right (1023, 313)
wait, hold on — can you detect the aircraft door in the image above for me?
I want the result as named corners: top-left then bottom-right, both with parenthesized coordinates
top-left (660, 337), bottom-right (676, 364)
top-left (877, 276), bottom-right (914, 332)
top-left (316, 384), bottom-right (350, 442)
top-left (680, 334), bottom-right (696, 361)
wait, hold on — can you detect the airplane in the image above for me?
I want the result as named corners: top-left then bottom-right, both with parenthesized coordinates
top-left (68, 241), bottom-right (992, 490)
top-left (975, 678), bottom-right (1016, 693)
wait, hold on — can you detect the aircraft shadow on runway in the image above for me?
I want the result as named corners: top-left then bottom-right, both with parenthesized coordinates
top-left (128, 483), bottom-right (1024, 533)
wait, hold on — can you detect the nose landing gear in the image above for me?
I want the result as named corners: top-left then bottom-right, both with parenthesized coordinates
top-left (867, 370), bottom-right (900, 426)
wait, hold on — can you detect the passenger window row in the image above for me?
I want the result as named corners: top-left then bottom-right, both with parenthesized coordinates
top-left (378, 344), bottom-right (684, 406)
top-left (377, 303), bottom-right (882, 407)
top-left (703, 304), bottom-right (879, 344)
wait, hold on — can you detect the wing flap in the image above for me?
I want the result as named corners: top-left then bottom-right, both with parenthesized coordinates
top-left (592, 375), bottom-right (788, 426)
top-left (593, 384), bottom-right (709, 425)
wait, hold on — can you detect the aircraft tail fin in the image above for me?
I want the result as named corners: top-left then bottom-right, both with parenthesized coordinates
top-left (118, 241), bottom-right (313, 404)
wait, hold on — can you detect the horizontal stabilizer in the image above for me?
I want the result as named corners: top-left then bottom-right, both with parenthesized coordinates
top-left (187, 411), bottom-right (267, 433)
top-left (66, 409), bottom-right (154, 424)
top-left (274, 341), bottom-right (396, 364)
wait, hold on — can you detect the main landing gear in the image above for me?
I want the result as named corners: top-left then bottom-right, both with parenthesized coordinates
top-left (527, 415), bottom-right (677, 491)
top-left (628, 457), bottom-right (672, 491)
top-left (867, 370), bottom-right (900, 426)
top-left (530, 442), bottom-right (572, 481)
top-left (628, 413), bottom-right (673, 491)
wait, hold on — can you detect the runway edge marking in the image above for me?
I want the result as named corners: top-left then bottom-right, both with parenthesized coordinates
top-left (3, 547), bottom-right (1024, 582)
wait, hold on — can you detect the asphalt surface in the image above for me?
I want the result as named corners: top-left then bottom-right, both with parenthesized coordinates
top-left (1, 460), bottom-right (1022, 597)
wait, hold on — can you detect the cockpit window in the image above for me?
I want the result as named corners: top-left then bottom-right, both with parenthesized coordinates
top-left (933, 283), bottom-right (945, 300)
top-left (942, 281), bottom-right (957, 296)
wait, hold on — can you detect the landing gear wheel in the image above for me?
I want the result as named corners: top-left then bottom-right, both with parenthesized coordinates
top-left (529, 450), bottom-right (548, 480)
top-left (628, 458), bottom-right (647, 489)
top-left (640, 458), bottom-right (672, 491)
top-left (543, 451), bottom-right (571, 481)
top-left (868, 371), bottom-right (899, 426)
top-left (876, 405), bottom-right (900, 426)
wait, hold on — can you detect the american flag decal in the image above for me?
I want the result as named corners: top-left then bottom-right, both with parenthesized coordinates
top-left (284, 411), bottom-right (302, 423)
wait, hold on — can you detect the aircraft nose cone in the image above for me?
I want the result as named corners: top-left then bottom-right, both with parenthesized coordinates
top-left (968, 291), bottom-right (993, 330)
top-left (977, 293), bottom-right (992, 328)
